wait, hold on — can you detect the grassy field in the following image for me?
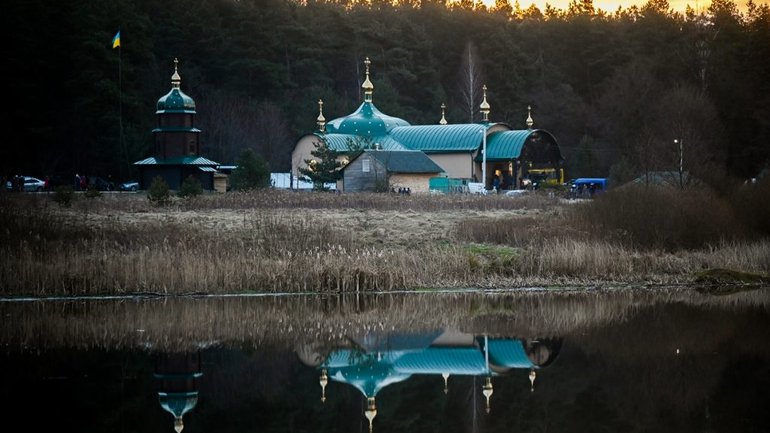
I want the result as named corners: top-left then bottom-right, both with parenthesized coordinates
top-left (1, 184), bottom-right (769, 297)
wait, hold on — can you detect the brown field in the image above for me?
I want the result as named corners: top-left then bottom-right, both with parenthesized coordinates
top-left (1, 186), bottom-right (769, 296)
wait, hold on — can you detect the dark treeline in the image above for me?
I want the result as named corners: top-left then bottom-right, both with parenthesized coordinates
top-left (3, 0), bottom-right (769, 184)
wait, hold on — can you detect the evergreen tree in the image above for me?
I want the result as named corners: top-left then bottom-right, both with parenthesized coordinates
top-left (299, 138), bottom-right (342, 191)
top-left (230, 149), bottom-right (271, 191)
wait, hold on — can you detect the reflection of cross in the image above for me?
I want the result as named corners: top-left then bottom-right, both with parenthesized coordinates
top-left (364, 57), bottom-right (371, 74)
top-left (174, 57), bottom-right (179, 71)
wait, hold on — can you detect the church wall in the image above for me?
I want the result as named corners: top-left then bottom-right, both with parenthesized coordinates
top-left (425, 153), bottom-right (475, 180)
top-left (291, 135), bottom-right (319, 186)
top-left (389, 173), bottom-right (436, 193)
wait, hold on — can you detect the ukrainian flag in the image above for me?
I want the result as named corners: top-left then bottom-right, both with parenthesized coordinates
top-left (112, 30), bottom-right (121, 49)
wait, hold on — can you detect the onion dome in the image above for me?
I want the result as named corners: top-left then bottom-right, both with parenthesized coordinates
top-left (158, 392), bottom-right (198, 432)
top-left (480, 85), bottom-right (490, 123)
top-left (362, 57), bottom-right (374, 102)
top-left (326, 101), bottom-right (410, 137)
top-left (323, 57), bottom-right (410, 137)
top-left (364, 397), bottom-right (377, 433)
top-left (482, 376), bottom-right (493, 414)
top-left (157, 58), bottom-right (196, 114)
top-left (526, 105), bottom-right (534, 129)
top-left (317, 99), bottom-right (326, 133)
top-left (439, 103), bottom-right (448, 125)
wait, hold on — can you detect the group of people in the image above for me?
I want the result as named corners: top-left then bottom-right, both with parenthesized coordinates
top-left (392, 187), bottom-right (412, 195)
top-left (74, 174), bottom-right (89, 191)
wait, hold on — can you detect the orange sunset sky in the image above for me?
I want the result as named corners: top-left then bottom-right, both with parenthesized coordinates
top-left (480, 0), bottom-right (766, 13)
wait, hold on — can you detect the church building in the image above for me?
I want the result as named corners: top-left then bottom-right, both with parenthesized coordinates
top-left (291, 57), bottom-right (564, 193)
top-left (135, 59), bottom-right (221, 191)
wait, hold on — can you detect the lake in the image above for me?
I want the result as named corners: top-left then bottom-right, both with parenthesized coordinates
top-left (1, 287), bottom-right (768, 433)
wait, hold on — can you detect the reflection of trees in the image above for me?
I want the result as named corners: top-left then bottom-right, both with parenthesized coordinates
top-left (2, 289), bottom-right (768, 353)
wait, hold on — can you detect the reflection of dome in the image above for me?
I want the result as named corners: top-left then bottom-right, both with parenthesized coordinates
top-left (158, 392), bottom-right (198, 432)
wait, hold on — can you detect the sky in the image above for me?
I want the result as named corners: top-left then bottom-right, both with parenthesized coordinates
top-left (480, 0), bottom-right (765, 13)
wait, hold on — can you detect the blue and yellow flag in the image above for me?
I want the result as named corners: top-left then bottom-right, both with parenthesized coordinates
top-left (112, 30), bottom-right (121, 49)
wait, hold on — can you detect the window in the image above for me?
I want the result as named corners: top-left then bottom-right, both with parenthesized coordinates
top-left (362, 158), bottom-right (370, 173)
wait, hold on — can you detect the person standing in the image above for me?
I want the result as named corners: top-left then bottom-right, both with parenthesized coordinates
top-left (74, 174), bottom-right (81, 191)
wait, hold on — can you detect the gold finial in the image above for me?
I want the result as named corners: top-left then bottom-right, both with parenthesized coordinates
top-left (529, 369), bottom-right (536, 392)
top-left (171, 58), bottom-right (181, 88)
top-left (482, 376), bottom-right (493, 414)
top-left (174, 416), bottom-right (184, 433)
top-left (362, 57), bottom-right (374, 102)
top-left (442, 373), bottom-right (450, 394)
top-left (317, 99), bottom-right (326, 133)
top-left (364, 397), bottom-right (377, 433)
top-left (439, 103), bottom-right (448, 125)
top-left (319, 369), bottom-right (328, 403)
top-left (480, 85), bottom-right (490, 123)
top-left (526, 105), bottom-right (534, 129)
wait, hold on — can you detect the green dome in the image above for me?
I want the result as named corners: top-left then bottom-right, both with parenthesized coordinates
top-left (157, 88), bottom-right (195, 113)
top-left (326, 102), bottom-right (410, 137)
top-left (157, 58), bottom-right (195, 113)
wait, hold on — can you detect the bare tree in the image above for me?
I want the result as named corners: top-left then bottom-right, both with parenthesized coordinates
top-left (457, 41), bottom-right (485, 123)
top-left (253, 101), bottom-right (292, 171)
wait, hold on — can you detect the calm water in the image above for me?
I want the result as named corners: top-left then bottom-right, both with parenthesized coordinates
top-left (1, 288), bottom-right (769, 433)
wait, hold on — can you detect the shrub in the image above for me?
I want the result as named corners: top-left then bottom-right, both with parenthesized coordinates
top-left (53, 185), bottom-right (75, 207)
top-left (572, 185), bottom-right (746, 250)
top-left (147, 176), bottom-right (171, 206)
top-left (85, 185), bottom-right (101, 199)
top-left (178, 175), bottom-right (203, 199)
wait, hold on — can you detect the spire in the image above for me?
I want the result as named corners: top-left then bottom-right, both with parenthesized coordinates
top-left (442, 372), bottom-right (450, 394)
top-left (529, 369), bottom-right (537, 392)
top-left (362, 57), bottom-right (374, 102)
top-left (174, 416), bottom-right (184, 433)
top-left (319, 369), bottom-right (328, 403)
top-left (480, 85), bottom-right (490, 123)
top-left (439, 103), bottom-right (448, 125)
top-left (364, 397), bottom-right (377, 433)
top-left (526, 105), bottom-right (534, 129)
top-left (171, 58), bottom-right (181, 89)
top-left (317, 99), bottom-right (326, 133)
top-left (482, 376), bottom-right (494, 414)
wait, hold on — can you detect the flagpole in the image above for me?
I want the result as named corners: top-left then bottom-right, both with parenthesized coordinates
top-left (117, 30), bottom-right (126, 180)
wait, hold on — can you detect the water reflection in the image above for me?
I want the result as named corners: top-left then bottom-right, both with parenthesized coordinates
top-left (1, 288), bottom-right (769, 432)
top-left (298, 330), bottom-right (562, 431)
top-left (155, 351), bottom-right (203, 432)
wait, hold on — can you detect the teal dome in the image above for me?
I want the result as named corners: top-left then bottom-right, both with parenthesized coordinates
top-left (157, 59), bottom-right (195, 113)
top-left (157, 88), bottom-right (195, 113)
top-left (326, 102), bottom-right (410, 137)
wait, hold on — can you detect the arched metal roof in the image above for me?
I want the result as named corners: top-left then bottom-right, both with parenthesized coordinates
top-left (312, 133), bottom-right (408, 152)
top-left (390, 124), bottom-right (488, 153)
top-left (481, 129), bottom-right (562, 162)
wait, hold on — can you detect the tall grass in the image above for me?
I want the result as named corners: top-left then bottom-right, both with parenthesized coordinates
top-left (1, 186), bottom-right (768, 297)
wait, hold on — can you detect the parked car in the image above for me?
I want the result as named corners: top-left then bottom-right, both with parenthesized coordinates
top-left (5, 176), bottom-right (45, 192)
top-left (89, 176), bottom-right (115, 191)
top-left (119, 180), bottom-right (139, 191)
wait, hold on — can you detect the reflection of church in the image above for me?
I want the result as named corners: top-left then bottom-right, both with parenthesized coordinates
top-left (297, 330), bottom-right (562, 432)
top-left (154, 351), bottom-right (203, 433)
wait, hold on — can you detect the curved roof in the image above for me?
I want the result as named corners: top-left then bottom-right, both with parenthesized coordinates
top-left (487, 339), bottom-right (535, 369)
top-left (482, 129), bottom-right (561, 161)
top-left (393, 347), bottom-right (488, 375)
top-left (326, 102), bottom-right (410, 137)
top-left (157, 88), bottom-right (196, 114)
top-left (316, 133), bottom-right (408, 152)
top-left (390, 124), bottom-right (488, 153)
